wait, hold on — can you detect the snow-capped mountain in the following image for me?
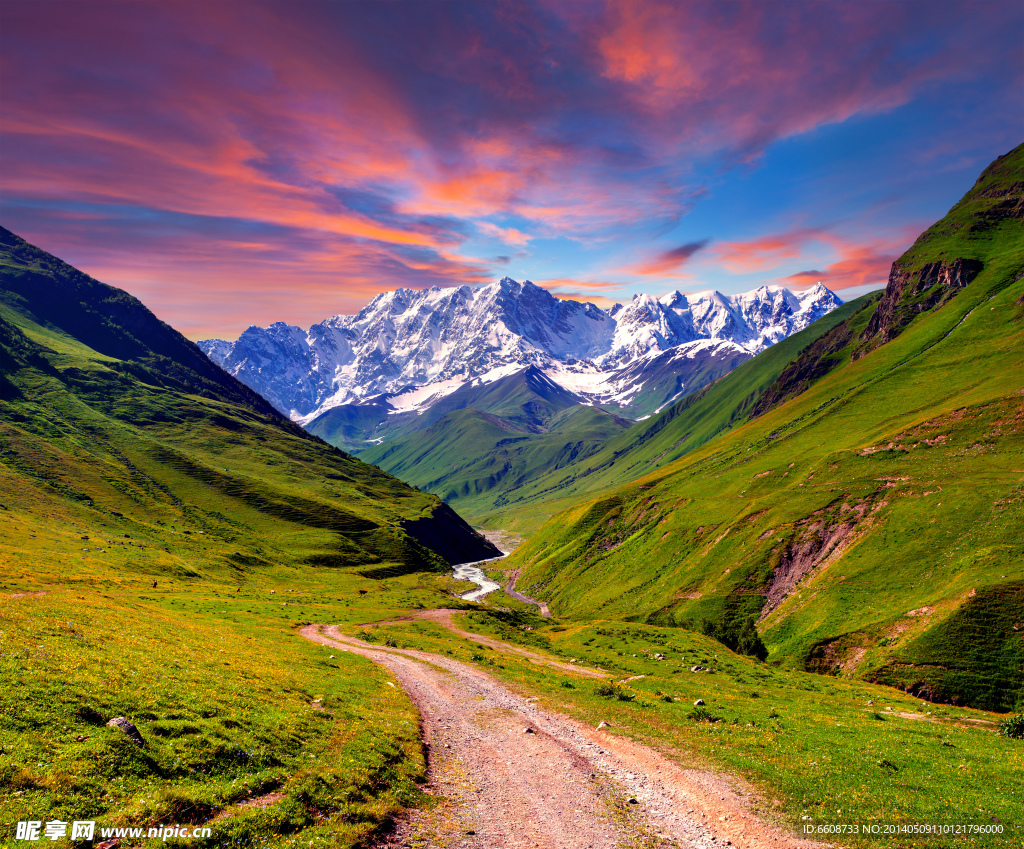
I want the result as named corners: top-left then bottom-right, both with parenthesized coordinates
top-left (199, 278), bottom-right (841, 427)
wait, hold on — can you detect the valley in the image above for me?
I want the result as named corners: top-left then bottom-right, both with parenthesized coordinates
top-left (1, 145), bottom-right (1022, 849)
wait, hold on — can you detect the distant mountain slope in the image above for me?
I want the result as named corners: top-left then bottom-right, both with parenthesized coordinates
top-left (360, 400), bottom-right (633, 517)
top-left (200, 279), bottom-right (841, 432)
top-left (507, 143), bottom-right (1024, 711)
top-left (483, 295), bottom-right (876, 526)
top-left (0, 227), bottom-right (499, 577)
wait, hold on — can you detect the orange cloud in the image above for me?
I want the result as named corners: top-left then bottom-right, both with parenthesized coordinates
top-left (626, 239), bottom-right (710, 276)
top-left (776, 234), bottom-right (909, 291)
top-left (477, 222), bottom-right (533, 246)
top-left (535, 276), bottom-right (625, 292)
top-left (711, 228), bottom-right (822, 274)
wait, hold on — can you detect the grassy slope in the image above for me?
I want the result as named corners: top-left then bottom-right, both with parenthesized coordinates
top-left (0, 228), bottom-right (497, 574)
top-left (359, 403), bottom-right (632, 516)
top-left (309, 363), bottom-right (584, 453)
top-left (0, 230), bottom-right (498, 846)
top-left (509, 146), bottom-right (1024, 712)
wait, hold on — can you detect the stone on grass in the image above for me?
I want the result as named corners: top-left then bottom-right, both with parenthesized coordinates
top-left (106, 717), bottom-right (147, 748)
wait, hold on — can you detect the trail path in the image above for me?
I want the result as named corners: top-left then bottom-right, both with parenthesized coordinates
top-left (357, 608), bottom-right (603, 678)
top-left (503, 566), bottom-right (552, 617)
top-left (301, 621), bottom-right (824, 849)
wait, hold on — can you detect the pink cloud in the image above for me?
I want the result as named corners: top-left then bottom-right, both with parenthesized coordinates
top-left (776, 232), bottom-right (914, 292)
top-left (711, 228), bottom-right (824, 274)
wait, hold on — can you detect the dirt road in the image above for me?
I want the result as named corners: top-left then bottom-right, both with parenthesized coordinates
top-left (301, 622), bottom-right (822, 849)
top-left (357, 609), bottom-right (604, 678)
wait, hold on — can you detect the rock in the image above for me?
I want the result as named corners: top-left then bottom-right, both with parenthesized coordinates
top-left (597, 721), bottom-right (612, 729)
top-left (694, 699), bottom-right (705, 706)
top-left (106, 717), bottom-right (147, 748)
top-left (860, 257), bottom-right (983, 349)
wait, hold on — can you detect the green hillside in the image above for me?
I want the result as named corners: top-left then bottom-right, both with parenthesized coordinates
top-left (508, 143), bottom-right (1024, 711)
top-left (0, 226), bottom-right (497, 575)
top-left (360, 402), bottom-right (632, 516)
top-left (308, 362), bottom-right (588, 455)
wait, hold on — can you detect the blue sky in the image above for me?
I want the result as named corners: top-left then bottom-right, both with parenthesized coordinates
top-left (1, 0), bottom-right (1021, 338)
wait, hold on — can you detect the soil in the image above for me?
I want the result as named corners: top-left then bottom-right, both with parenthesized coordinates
top-left (301, 621), bottom-right (826, 849)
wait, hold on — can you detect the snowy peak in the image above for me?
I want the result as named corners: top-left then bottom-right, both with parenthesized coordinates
top-left (602, 282), bottom-right (840, 364)
top-left (199, 279), bottom-right (841, 424)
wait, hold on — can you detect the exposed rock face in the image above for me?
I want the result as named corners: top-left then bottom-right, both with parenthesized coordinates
top-left (106, 716), bottom-right (147, 748)
top-left (971, 181), bottom-right (1024, 229)
top-left (859, 257), bottom-right (984, 349)
top-left (760, 522), bottom-right (855, 618)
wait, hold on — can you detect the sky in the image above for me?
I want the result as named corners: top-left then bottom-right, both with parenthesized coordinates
top-left (1, 1), bottom-right (1022, 340)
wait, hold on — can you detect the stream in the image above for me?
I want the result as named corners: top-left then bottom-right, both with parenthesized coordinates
top-left (452, 555), bottom-right (506, 602)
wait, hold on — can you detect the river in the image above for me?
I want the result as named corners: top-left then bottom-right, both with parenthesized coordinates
top-left (452, 555), bottom-right (506, 602)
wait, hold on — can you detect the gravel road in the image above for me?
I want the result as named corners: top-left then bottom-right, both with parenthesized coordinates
top-left (300, 623), bottom-right (824, 849)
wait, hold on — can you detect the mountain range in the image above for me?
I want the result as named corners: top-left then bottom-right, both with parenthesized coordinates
top-left (200, 280), bottom-right (841, 432)
top-left (1, 143), bottom-right (1022, 849)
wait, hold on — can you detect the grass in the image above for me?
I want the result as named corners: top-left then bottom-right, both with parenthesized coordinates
top-left (0, 571), bottom-right (467, 847)
top-left (358, 403), bottom-right (632, 518)
top-left (0, 226), bottom-right (496, 847)
top-left (347, 612), bottom-right (1024, 848)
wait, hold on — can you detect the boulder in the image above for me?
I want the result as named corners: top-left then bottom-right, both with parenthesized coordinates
top-left (106, 717), bottom-right (147, 748)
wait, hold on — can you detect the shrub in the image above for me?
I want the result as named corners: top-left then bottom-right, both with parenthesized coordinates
top-left (998, 714), bottom-right (1024, 739)
top-left (688, 706), bottom-right (717, 723)
top-left (595, 684), bottom-right (634, 702)
top-left (700, 616), bottom-right (768, 661)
